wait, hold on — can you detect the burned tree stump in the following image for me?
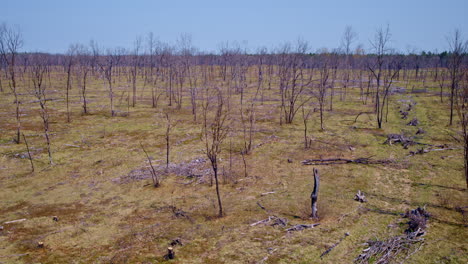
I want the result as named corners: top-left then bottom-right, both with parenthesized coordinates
top-left (311, 168), bottom-right (320, 218)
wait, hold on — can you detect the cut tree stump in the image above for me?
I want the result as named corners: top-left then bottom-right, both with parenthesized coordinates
top-left (354, 190), bottom-right (367, 203)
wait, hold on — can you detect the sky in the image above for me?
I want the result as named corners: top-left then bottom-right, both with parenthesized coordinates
top-left (1, 0), bottom-right (467, 54)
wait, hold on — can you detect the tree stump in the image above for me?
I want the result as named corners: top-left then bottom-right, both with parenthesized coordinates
top-left (311, 168), bottom-right (320, 218)
top-left (354, 190), bottom-right (367, 203)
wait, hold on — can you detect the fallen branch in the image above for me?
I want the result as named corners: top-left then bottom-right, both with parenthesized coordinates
top-left (4, 219), bottom-right (26, 224)
top-left (321, 232), bottom-right (350, 258)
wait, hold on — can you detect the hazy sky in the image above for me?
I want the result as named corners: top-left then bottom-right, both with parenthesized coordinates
top-left (2, 0), bottom-right (467, 54)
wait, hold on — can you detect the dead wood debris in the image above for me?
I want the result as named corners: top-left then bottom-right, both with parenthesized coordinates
top-left (354, 207), bottom-right (429, 264)
top-left (416, 127), bottom-right (425, 135)
top-left (286, 223), bottom-right (320, 232)
top-left (384, 134), bottom-right (415, 148)
top-left (407, 118), bottom-right (419, 126)
top-left (408, 145), bottom-right (459, 157)
top-left (250, 216), bottom-right (288, 227)
top-left (302, 157), bottom-right (392, 166)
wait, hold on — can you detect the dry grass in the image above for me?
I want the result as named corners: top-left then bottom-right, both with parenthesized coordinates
top-left (0, 69), bottom-right (466, 263)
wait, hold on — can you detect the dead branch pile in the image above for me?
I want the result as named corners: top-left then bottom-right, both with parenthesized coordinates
top-left (302, 158), bottom-right (392, 166)
top-left (354, 229), bottom-right (425, 264)
top-left (384, 134), bottom-right (415, 148)
top-left (117, 157), bottom-right (211, 184)
top-left (354, 207), bottom-right (429, 264)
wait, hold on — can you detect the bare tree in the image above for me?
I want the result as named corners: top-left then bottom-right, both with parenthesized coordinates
top-left (131, 36), bottom-right (142, 107)
top-left (447, 29), bottom-right (467, 126)
top-left (164, 112), bottom-right (174, 169)
top-left (367, 25), bottom-right (401, 128)
top-left (65, 44), bottom-right (77, 122)
top-left (99, 47), bottom-right (124, 116)
top-left (340, 26), bottom-right (357, 101)
top-left (29, 54), bottom-right (53, 165)
top-left (316, 54), bottom-right (330, 130)
top-left (0, 23), bottom-right (23, 143)
top-left (202, 88), bottom-right (230, 217)
top-left (75, 44), bottom-right (91, 114)
top-left (278, 39), bottom-right (313, 124)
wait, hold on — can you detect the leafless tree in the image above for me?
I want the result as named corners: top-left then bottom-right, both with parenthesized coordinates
top-left (316, 54), bottom-right (330, 130)
top-left (367, 25), bottom-right (401, 128)
top-left (0, 23), bottom-right (23, 143)
top-left (65, 44), bottom-right (77, 122)
top-left (131, 36), bottom-right (142, 107)
top-left (75, 44), bottom-right (91, 114)
top-left (447, 29), bottom-right (467, 126)
top-left (29, 54), bottom-right (53, 165)
top-left (202, 88), bottom-right (230, 217)
top-left (340, 26), bottom-right (357, 101)
top-left (99, 47), bottom-right (124, 116)
top-left (164, 112), bottom-right (174, 169)
top-left (301, 104), bottom-right (313, 148)
top-left (277, 39), bottom-right (313, 124)
top-left (455, 69), bottom-right (468, 188)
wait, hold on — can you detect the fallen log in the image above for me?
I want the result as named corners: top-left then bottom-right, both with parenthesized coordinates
top-left (302, 157), bottom-right (392, 166)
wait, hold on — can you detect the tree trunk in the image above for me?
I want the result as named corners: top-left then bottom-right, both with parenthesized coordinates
top-left (213, 161), bottom-right (223, 217)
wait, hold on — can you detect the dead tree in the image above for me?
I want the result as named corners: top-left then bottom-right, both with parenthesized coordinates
top-left (30, 54), bottom-right (53, 165)
top-left (164, 112), bottom-right (174, 169)
top-left (65, 45), bottom-right (77, 122)
top-left (456, 67), bottom-right (468, 188)
top-left (202, 88), bottom-right (230, 217)
top-left (367, 25), bottom-right (401, 128)
top-left (311, 168), bottom-right (320, 218)
top-left (447, 29), bottom-right (467, 126)
top-left (75, 44), bottom-right (91, 114)
top-left (130, 36), bottom-right (142, 107)
top-left (301, 105), bottom-right (313, 148)
top-left (0, 23), bottom-right (23, 143)
top-left (99, 47), bottom-right (123, 117)
top-left (316, 54), bottom-right (330, 130)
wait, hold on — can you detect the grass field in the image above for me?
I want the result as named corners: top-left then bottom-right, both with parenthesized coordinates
top-left (0, 68), bottom-right (466, 263)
